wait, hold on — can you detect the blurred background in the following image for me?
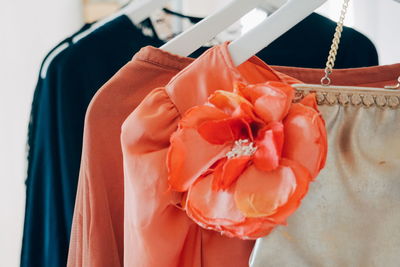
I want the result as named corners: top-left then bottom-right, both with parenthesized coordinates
top-left (1, 0), bottom-right (399, 265)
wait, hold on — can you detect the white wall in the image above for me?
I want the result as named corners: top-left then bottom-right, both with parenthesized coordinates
top-left (317, 0), bottom-right (400, 65)
top-left (352, 0), bottom-right (400, 65)
top-left (0, 1), bottom-right (83, 266)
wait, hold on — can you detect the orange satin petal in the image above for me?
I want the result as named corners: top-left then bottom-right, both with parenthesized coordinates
top-left (209, 90), bottom-right (262, 126)
top-left (187, 202), bottom-right (236, 229)
top-left (267, 81), bottom-right (295, 100)
top-left (237, 83), bottom-right (293, 122)
top-left (234, 165), bottom-right (297, 218)
top-left (233, 81), bottom-right (247, 95)
top-left (198, 117), bottom-right (252, 145)
top-left (209, 90), bottom-right (253, 116)
top-left (254, 94), bottom-right (288, 122)
top-left (253, 122), bottom-right (284, 172)
top-left (235, 103), bottom-right (265, 125)
top-left (300, 93), bottom-right (318, 110)
top-left (187, 174), bottom-right (246, 225)
top-left (167, 128), bottom-right (230, 192)
top-left (267, 159), bottom-right (311, 225)
top-left (237, 82), bottom-right (294, 103)
top-left (220, 217), bottom-right (276, 239)
top-left (180, 105), bottom-right (228, 129)
top-left (282, 103), bottom-right (327, 178)
top-left (197, 119), bottom-right (236, 145)
top-left (212, 156), bottom-right (251, 190)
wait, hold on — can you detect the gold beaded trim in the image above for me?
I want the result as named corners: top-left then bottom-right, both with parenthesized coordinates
top-left (293, 85), bottom-right (400, 109)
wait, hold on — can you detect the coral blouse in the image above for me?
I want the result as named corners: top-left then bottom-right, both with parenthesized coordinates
top-left (68, 46), bottom-right (196, 267)
top-left (120, 43), bottom-right (300, 266)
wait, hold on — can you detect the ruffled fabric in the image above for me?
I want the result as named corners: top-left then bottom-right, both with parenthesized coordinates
top-left (167, 82), bottom-right (327, 239)
top-left (121, 88), bottom-right (254, 266)
top-left (121, 43), bottom-right (327, 266)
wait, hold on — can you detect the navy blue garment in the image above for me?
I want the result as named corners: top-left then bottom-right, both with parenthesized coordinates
top-left (257, 12), bottom-right (379, 68)
top-left (21, 16), bottom-right (163, 267)
top-left (21, 12), bottom-right (378, 267)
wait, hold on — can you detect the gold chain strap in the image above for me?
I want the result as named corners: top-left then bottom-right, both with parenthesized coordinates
top-left (321, 0), bottom-right (351, 86)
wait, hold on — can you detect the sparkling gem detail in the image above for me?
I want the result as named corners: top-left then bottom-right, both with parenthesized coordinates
top-left (226, 139), bottom-right (257, 159)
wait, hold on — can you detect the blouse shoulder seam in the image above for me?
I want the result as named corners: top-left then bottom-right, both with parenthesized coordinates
top-left (136, 58), bottom-right (186, 72)
top-left (163, 87), bottom-right (183, 119)
top-left (150, 86), bottom-right (183, 120)
top-left (135, 57), bottom-right (186, 117)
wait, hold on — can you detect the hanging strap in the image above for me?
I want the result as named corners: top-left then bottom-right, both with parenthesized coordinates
top-left (320, 0), bottom-right (400, 89)
top-left (320, 0), bottom-right (351, 86)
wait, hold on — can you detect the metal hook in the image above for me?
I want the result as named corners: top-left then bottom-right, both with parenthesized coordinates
top-left (320, 69), bottom-right (332, 86)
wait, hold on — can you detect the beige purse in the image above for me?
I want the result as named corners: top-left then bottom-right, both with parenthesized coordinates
top-left (250, 1), bottom-right (400, 266)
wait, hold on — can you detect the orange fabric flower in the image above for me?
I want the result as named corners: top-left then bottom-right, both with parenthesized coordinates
top-left (167, 82), bottom-right (327, 239)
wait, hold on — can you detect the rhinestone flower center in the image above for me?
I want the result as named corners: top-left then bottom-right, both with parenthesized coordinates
top-left (226, 139), bottom-right (257, 159)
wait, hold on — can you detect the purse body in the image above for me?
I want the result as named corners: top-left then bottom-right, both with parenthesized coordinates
top-left (250, 68), bottom-right (400, 267)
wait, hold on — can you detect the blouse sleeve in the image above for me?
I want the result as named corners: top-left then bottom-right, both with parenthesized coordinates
top-left (121, 88), bottom-right (201, 267)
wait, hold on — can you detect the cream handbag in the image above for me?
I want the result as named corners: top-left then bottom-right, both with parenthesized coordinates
top-left (250, 1), bottom-right (400, 266)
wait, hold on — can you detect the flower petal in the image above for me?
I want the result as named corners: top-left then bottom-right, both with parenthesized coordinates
top-left (237, 103), bottom-right (264, 125)
top-left (209, 89), bottom-right (264, 126)
top-left (238, 82), bottom-right (294, 103)
top-left (187, 174), bottom-right (284, 239)
top-left (220, 217), bottom-right (276, 239)
top-left (186, 174), bottom-right (246, 226)
top-left (209, 90), bottom-right (253, 116)
top-left (198, 117), bottom-right (253, 145)
top-left (180, 105), bottom-right (228, 129)
top-left (267, 159), bottom-right (311, 225)
top-left (237, 82), bottom-right (294, 123)
top-left (212, 156), bottom-right (251, 190)
top-left (237, 82), bottom-right (285, 101)
top-left (254, 95), bottom-right (287, 122)
top-left (234, 165), bottom-right (297, 218)
top-left (282, 103), bottom-right (327, 178)
top-left (269, 81), bottom-right (295, 100)
top-left (253, 122), bottom-right (284, 172)
top-left (167, 128), bottom-right (230, 192)
top-left (300, 93), bottom-right (318, 110)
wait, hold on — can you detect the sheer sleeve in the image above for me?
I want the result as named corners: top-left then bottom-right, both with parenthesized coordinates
top-left (121, 88), bottom-right (201, 267)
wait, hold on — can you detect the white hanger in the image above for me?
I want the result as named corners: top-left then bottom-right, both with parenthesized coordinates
top-left (41, 0), bottom-right (168, 78)
top-left (73, 0), bottom-right (169, 43)
top-left (161, 0), bottom-right (327, 66)
top-left (229, 0), bottom-right (327, 66)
